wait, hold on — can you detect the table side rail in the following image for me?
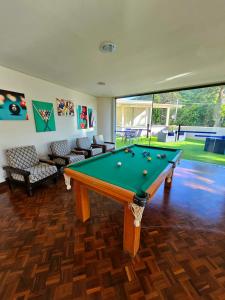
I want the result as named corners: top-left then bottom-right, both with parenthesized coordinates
top-left (145, 163), bottom-right (174, 198)
top-left (64, 168), bottom-right (135, 204)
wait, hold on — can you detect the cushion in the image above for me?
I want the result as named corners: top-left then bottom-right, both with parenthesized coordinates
top-left (104, 143), bottom-right (115, 151)
top-left (93, 135), bottom-right (104, 144)
top-left (76, 137), bottom-right (92, 149)
top-left (11, 163), bottom-right (57, 183)
top-left (53, 154), bottom-right (85, 166)
top-left (6, 145), bottom-right (39, 169)
top-left (50, 140), bottom-right (70, 156)
top-left (91, 147), bottom-right (103, 156)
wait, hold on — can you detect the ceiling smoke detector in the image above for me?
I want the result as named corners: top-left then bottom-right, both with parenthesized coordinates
top-left (97, 81), bottom-right (106, 85)
top-left (99, 41), bottom-right (117, 53)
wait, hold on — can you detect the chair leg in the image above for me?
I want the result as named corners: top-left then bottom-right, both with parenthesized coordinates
top-left (27, 185), bottom-right (33, 196)
top-left (6, 178), bottom-right (13, 191)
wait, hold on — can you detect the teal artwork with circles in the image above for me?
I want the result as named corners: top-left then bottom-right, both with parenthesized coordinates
top-left (0, 89), bottom-right (28, 120)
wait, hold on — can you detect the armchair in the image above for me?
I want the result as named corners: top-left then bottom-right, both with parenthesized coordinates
top-left (4, 145), bottom-right (58, 196)
top-left (49, 140), bottom-right (85, 170)
top-left (76, 137), bottom-right (103, 158)
top-left (93, 134), bottom-right (115, 153)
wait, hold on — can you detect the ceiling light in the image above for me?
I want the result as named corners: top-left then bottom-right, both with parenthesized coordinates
top-left (99, 41), bottom-right (117, 53)
top-left (97, 81), bottom-right (106, 85)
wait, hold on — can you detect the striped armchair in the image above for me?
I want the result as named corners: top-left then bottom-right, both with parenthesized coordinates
top-left (4, 145), bottom-right (58, 196)
top-left (49, 140), bottom-right (85, 169)
top-left (93, 135), bottom-right (115, 153)
top-left (76, 137), bottom-right (103, 157)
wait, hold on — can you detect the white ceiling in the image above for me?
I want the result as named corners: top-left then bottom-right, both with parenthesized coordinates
top-left (1, 0), bottom-right (225, 97)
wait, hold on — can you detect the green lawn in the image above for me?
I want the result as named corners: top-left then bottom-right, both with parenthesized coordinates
top-left (116, 137), bottom-right (225, 166)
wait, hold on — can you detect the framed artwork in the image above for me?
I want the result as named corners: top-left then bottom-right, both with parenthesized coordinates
top-left (77, 105), bottom-right (88, 129)
top-left (0, 89), bottom-right (28, 120)
top-left (32, 100), bottom-right (56, 132)
top-left (56, 98), bottom-right (75, 116)
top-left (88, 107), bottom-right (95, 128)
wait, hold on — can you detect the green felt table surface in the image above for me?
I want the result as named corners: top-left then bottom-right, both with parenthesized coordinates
top-left (67, 145), bottom-right (181, 196)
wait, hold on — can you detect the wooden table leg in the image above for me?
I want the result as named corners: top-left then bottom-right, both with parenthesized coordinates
top-left (165, 168), bottom-right (174, 189)
top-left (123, 203), bottom-right (141, 256)
top-left (73, 181), bottom-right (90, 222)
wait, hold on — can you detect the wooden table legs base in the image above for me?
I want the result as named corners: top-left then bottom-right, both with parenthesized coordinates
top-left (123, 203), bottom-right (141, 256)
top-left (74, 182), bottom-right (90, 222)
top-left (73, 181), bottom-right (141, 256)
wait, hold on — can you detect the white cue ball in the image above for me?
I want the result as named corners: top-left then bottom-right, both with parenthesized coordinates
top-left (143, 170), bottom-right (148, 175)
top-left (117, 161), bottom-right (122, 167)
top-left (157, 154), bottom-right (161, 158)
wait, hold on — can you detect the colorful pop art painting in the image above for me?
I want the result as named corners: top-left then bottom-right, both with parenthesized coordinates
top-left (77, 105), bottom-right (88, 129)
top-left (56, 98), bottom-right (75, 116)
top-left (88, 107), bottom-right (94, 128)
top-left (0, 89), bottom-right (28, 120)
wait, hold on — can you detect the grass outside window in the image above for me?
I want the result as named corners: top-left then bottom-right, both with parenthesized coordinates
top-left (116, 137), bottom-right (225, 166)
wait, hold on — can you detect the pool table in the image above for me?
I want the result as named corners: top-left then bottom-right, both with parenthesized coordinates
top-left (64, 144), bottom-right (182, 256)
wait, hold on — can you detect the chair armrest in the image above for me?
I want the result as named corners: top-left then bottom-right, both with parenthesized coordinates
top-left (3, 166), bottom-right (30, 177)
top-left (104, 141), bottom-right (115, 145)
top-left (91, 143), bottom-right (104, 148)
top-left (71, 149), bottom-right (87, 155)
top-left (92, 143), bottom-right (106, 153)
top-left (39, 158), bottom-right (56, 166)
top-left (74, 147), bottom-right (92, 158)
top-left (48, 154), bottom-right (70, 165)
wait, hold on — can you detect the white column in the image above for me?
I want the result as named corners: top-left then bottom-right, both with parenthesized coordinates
top-left (166, 107), bottom-right (170, 126)
top-left (121, 106), bottom-right (125, 129)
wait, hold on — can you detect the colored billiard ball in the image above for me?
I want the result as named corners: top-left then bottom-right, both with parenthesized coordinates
top-left (161, 154), bottom-right (167, 159)
top-left (117, 161), bottom-right (122, 167)
top-left (9, 103), bottom-right (21, 115)
top-left (143, 170), bottom-right (148, 175)
top-left (157, 154), bottom-right (161, 159)
top-left (147, 156), bottom-right (152, 161)
top-left (7, 94), bottom-right (17, 102)
top-left (125, 148), bottom-right (129, 153)
top-left (20, 100), bottom-right (27, 109)
top-left (0, 100), bottom-right (4, 108)
top-left (0, 94), bottom-right (5, 102)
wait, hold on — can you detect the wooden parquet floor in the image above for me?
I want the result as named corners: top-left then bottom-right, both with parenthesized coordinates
top-left (0, 160), bottom-right (225, 300)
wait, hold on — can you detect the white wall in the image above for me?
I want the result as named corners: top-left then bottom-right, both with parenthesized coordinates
top-left (0, 65), bottom-right (97, 183)
top-left (180, 126), bottom-right (225, 140)
top-left (97, 97), bottom-right (114, 142)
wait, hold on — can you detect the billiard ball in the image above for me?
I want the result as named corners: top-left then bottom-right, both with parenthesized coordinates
top-left (161, 154), bottom-right (167, 159)
top-left (9, 103), bottom-right (21, 115)
top-left (7, 94), bottom-right (17, 102)
top-left (0, 100), bottom-right (4, 108)
top-left (157, 154), bottom-right (161, 159)
top-left (132, 152), bottom-right (135, 157)
top-left (0, 95), bottom-right (5, 102)
top-left (117, 161), bottom-right (122, 167)
top-left (143, 170), bottom-right (148, 175)
top-left (125, 148), bottom-right (129, 153)
top-left (20, 100), bottom-right (27, 109)
top-left (147, 156), bottom-right (152, 161)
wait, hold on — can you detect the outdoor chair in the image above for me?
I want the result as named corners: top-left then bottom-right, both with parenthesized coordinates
top-left (49, 140), bottom-right (85, 170)
top-left (124, 130), bottom-right (137, 143)
top-left (4, 145), bottom-right (58, 196)
top-left (76, 137), bottom-right (103, 157)
top-left (135, 129), bottom-right (143, 142)
top-left (157, 130), bottom-right (176, 142)
top-left (93, 134), bottom-right (115, 153)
